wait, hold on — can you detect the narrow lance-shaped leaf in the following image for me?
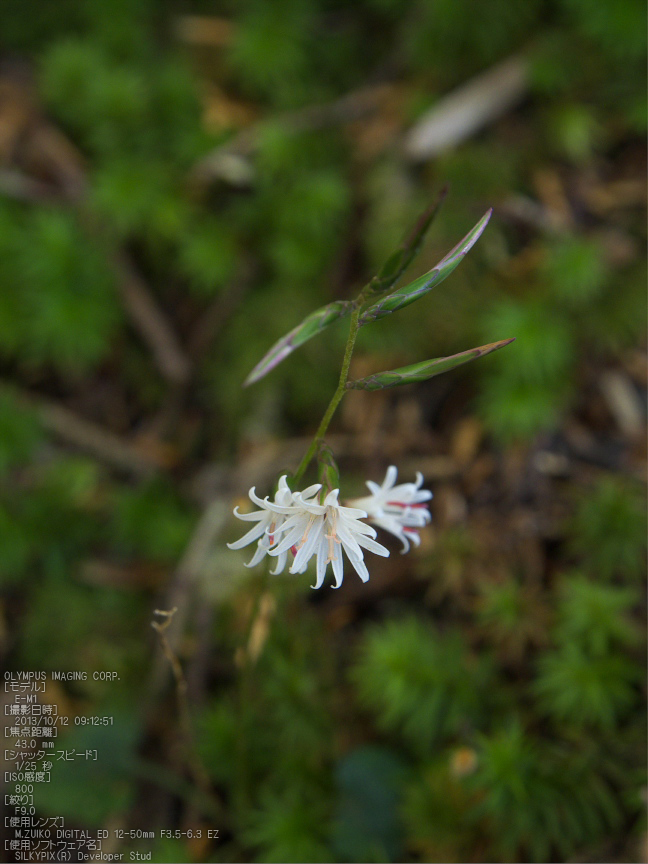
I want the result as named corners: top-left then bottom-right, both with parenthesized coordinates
top-left (244, 191), bottom-right (450, 386)
top-left (362, 186), bottom-right (448, 300)
top-left (347, 338), bottom-right (515, 391)
top-left (359, 209), bottom-right (492, 325)
top-left (244, 300), bottom-right (353, 386)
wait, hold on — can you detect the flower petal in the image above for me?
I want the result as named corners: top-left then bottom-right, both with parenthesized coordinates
top-left (355, 533), bottom-right (390, 557)
top-left (384, 465), bottom-right (398, 489)
top-left (226, 517), bottom-right (270, 550)
top-left (245, 542), bottom-right (271, 568)
top-left (231, 506), bottom-right (268, 522)
top-left (313, 539), bottom-right (328, 589)
top-left (348, 553), bottom-right (369, 583)
top-left (292, 517), bottom-right (324, 573)
top-left (270, 549), bottom-right (288, 575)
top-left (331, 543), bottom-right (344, 588)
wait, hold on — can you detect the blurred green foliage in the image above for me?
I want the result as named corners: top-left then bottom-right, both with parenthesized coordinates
top-left (35, 715), bottom-right (140, 824)
top-left (1, 0), bottom-right (645, 862)
top-left (0, 202), bottom-right (121, 372)
top-left (568, 477), bottom-right (648, 581)
top-left (352, 619), bottom-right (491, 753)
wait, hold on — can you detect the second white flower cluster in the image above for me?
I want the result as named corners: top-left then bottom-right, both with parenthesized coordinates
top-left (227, 466), bottom-right (432, 589)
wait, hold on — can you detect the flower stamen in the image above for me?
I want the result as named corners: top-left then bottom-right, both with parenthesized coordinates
top-left (296, 514), bottom-right (317, 551)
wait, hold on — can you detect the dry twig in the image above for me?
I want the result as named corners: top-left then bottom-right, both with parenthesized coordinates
top-left (12, 387), bottom-right (162, 475)
top-left (151, 608), bottom-right (218, 810)
top-left (403, 55), bottom-right (529, 160)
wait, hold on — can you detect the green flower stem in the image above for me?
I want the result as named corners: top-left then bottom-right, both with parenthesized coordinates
top-left (292, 304), bottom-right (361, 485)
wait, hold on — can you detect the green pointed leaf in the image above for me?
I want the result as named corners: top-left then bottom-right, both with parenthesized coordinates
top-left (363, 186), bottom-right (448, 300)
top-left (244, 300), bottom-right (353, 386)
top-left (244, 191), bottom-right (451, 386)
top-left (359, 209), bottom-right (492, 325)
top-left (347, 338), bottom-right (515, 391)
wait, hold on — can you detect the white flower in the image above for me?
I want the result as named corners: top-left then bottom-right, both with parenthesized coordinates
top-left (269, 485), bottom-right (389, 589)
top-left (347, 465), bottom-right (432, 553)
top-left (226, 475), bottom-right (300, 574)
top-left (227, 476), bottom-right (391, 588)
